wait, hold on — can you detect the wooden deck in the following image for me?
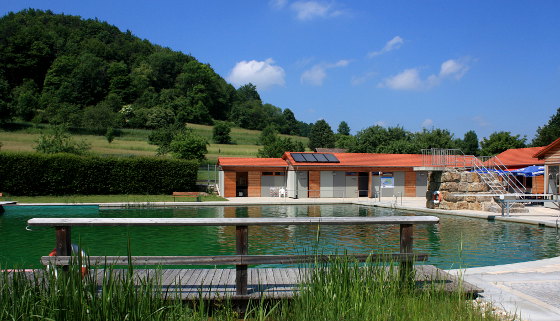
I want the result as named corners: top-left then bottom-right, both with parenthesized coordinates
top-left (89, 265), bottom-right (482, 300)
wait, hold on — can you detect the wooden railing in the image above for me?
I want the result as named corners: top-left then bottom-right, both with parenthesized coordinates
top-left (28, 216), bottom-right (440, 296)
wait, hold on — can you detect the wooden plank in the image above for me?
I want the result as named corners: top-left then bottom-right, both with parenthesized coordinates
top-left (28, 216), bottom-right (439, 227)
top-left (41, 253), bottom-right (428, 266)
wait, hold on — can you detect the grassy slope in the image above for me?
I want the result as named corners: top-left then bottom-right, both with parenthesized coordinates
top-left (0, 123), bottom-right (309, 163)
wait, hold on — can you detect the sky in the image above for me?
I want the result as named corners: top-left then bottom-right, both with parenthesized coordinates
top-left (2, 0), bottom-right (559, 141)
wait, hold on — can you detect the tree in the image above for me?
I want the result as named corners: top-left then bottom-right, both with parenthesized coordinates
top-left (480, 131), bottom-right (527, 156)
top-left (169, 130), bottom-right (208, 161)
top-left (147, 123), bottom-right (183, 155)
top-left (258, 125), bottom-right (278, 146)
top-left (335, 134), bottom-right (356, 150)
top-left (412, 128), bottom-right (456, 151)
top-left (213, 121), bottom-right (233, 144)
top-left (236, 83), bottom-right (261, 103)
top-left (34, 125), bottom-right (91, 155)
top-left (337, 121), bottom-right (350, 136)
top-left (11, 79), bottom-right (39, 121)
top-left (82, 100), bottom-right (118, 134)
top-left (308, 119), bottom-right (335, 151)
top-left (532, 107), bottom-right (560, 147)
top-left (457, 130), bottom-right (479, 156)
top-left (257, 129), bottom-right (305, 158)
top-left (0, 73), bottom-right (12, 123)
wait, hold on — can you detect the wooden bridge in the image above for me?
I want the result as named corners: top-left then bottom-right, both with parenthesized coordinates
top-left (28, 216), bottom-right (482, 300)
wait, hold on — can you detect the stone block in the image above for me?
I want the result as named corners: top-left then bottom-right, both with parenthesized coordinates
top-left (465, 196), bottom-right (476, 203)
top-left (456, 201), bottom-right (469, 210)
top-left (458, 182), bottom-right (469, 192)
top-left (451, 172), bottom-right (461, 181)
top-left (440, 182), bottom-right (458, 191)
top-left (468, 202), bottom-right (483, 211)
top-left (468, 183), bottom-right (486, 193)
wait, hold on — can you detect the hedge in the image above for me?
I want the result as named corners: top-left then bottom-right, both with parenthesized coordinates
top-left (0, 152), bottom-right (198, 196)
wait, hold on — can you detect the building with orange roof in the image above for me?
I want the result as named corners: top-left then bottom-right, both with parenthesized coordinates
top-left (534, 137), bottom-right (560, 197)
top-left (217, 152), bottom-right (431, 198)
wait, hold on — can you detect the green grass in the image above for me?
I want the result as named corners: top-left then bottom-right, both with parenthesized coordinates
top-left (0, 122), bottom-right (309, 161)
top-left (2, 194), bottom-right (228, 203)
top-left (0, 258), bottom-right (513, 321)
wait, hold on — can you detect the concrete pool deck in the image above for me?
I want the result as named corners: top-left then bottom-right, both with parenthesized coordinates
top-left (10, 196), bottom-right (560, 320)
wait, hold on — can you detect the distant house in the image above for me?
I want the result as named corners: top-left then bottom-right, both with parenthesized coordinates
top-left (217, 152), bottom-right (431, 198)
top-left (534, 137), bottom-right (560, 196)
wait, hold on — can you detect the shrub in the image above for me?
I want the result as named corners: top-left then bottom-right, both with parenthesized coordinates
top-left (0, 152), bottom-right (198, 195)
top-left (34, 125), bottom-right (91, 155)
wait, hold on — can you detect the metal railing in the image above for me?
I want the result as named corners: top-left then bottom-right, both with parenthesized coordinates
top-left (421, 148), bottom-right (526, 197)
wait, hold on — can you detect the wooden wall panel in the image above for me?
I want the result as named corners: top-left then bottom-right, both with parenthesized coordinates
top-left (404, 171), bottom-right (416, 197)
top-left (533, 175), bottom-right (545, 194)
top-left (309, 171), bottom-right (321, 198)
top-left (544, 145), bottom-right (560, 165)
top-left (223, 171), bottom-right (237, 197)
top-left (248, 171), bottom-right (261, 197)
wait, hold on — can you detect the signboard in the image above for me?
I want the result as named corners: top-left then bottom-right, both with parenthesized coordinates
top-left (380, 177), bottom-right (394, 188)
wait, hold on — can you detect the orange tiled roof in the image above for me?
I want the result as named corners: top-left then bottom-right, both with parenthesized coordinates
top-left (282, 152), bottom-right (425, 167)
top-left (490, 147), bottom-right (544, 167)
top-left (218, 157), bottom-right (287, 167)
top-left (533, 137), bottom-right (560, 159)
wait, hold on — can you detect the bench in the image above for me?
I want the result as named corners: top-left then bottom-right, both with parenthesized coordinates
top-left (28, 216), bottom-right (439, 296)
top-left (172, 192), bottom-right (205, 201)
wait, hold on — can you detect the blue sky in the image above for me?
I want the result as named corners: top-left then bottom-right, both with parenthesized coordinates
top-left (2, 0), bottom-right (559, 141)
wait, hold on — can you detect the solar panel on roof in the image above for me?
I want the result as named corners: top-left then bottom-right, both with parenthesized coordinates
top-left (314, 153), bottom-right (328, 162)
top-left (303, 153), bottom-right (318, 162)
top-left (291, 153), bottom-right (306, 162)
top-left (324, 154), bottom-right (340, 163)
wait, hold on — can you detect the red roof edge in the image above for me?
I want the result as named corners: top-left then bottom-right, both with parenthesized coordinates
top-left (533, 137), bottom-right (560, 159)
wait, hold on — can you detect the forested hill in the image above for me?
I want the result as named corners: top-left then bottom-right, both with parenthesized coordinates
top-left (0, 9), bottom-right (310, 136)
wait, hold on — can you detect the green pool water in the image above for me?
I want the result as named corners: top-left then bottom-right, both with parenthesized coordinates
top-left (1, 204), bottom-right (559, 269)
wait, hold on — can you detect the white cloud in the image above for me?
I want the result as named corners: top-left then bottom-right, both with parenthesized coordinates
top-left (290, 1), bottom-right (344, 20)
top-left (379, 57), bottom-right (471, 91)
top-left (269, 0), bottom-right (288, 9)
top-left (351, 71), bottom-right (377, 86)
top-left (300, 60), bottom-right (350, 86)
top-left (379, 68), bottom-right (423, 90)
top-left (368, 36), bottom-right (404, 57)
top-left (227, 58), bottom-right (285, 90)
top-left (421, 119), bottom-right (434, 128)
top-left (375, 120), bottom-right (386, 127)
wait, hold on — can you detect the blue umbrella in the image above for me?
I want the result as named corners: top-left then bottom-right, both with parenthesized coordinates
top-left (508, 165), bottom-right (545, 177)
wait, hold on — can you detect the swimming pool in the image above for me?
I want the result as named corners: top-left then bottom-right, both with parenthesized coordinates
top-left (1, 204), bottom-right (559, 269)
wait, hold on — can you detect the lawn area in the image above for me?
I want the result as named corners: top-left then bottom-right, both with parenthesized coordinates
top-left (2, 194), bottom-right (228, 203)
top-left (0, 122), bottom-right (309, 162)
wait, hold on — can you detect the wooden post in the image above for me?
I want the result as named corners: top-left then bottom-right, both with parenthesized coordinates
top-left (399, 223), bottom-right (413, 283)
top-left (235, 225), bottom-right (248, 295)
top-left (55, 226), bottom-right (71, 271)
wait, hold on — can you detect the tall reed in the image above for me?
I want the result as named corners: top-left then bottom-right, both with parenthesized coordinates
top-left (1, 258), bottom-right (514, 321)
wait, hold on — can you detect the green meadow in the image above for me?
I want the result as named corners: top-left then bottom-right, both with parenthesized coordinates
top-left (0, 122), bottom-right (309, 163)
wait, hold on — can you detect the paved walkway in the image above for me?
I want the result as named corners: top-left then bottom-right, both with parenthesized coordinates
top-left (12, 196), bottom-right (560, 320)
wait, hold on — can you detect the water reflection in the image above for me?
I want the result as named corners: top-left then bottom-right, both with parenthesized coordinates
top-left (1, 204), bottom-right (559, 269)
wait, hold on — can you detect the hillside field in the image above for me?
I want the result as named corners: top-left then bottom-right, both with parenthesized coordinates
top-left (0, 123), bottom-right (309, 163)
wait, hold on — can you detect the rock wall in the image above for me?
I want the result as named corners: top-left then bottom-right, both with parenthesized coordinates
top-left (426, 169), bottom-right (502, 212)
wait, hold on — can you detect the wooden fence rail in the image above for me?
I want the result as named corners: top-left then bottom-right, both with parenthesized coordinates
top-left (28, 216), bottom-right (439, 296)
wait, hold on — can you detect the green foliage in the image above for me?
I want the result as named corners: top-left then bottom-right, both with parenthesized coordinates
top-left (457, 130), bottom-right (479, 155)
top-left (169, 130), bottom-right (208, 160)
top-left (308, 119), bottom-right (335, 150)
top-left (258, 125), bottom-right (278, 146)
top-left (82, 100), bottom-right (118, 134)
top-left (34, 126), bottom-right (91, 155)
top-left (532, 107), bottom-right (560, 147)
top-left (0, 151), bottom-right (198, 195)
top-left (335, 134), bottom-right (356, 150)
top-left (105, 127), bottom-right (116, 143)
top-left (337, 120), bottom-right (350, 135)
top-left (480, 131), bottom-right (527, 156)
top-left (212, 121), bottom-right (233, 144)
top-left (147, 124), bottom-right (183, 155)
top-left (257, 135), bottom-right (305, 158)
top-left (0, 9), bottom-right (307, 133)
